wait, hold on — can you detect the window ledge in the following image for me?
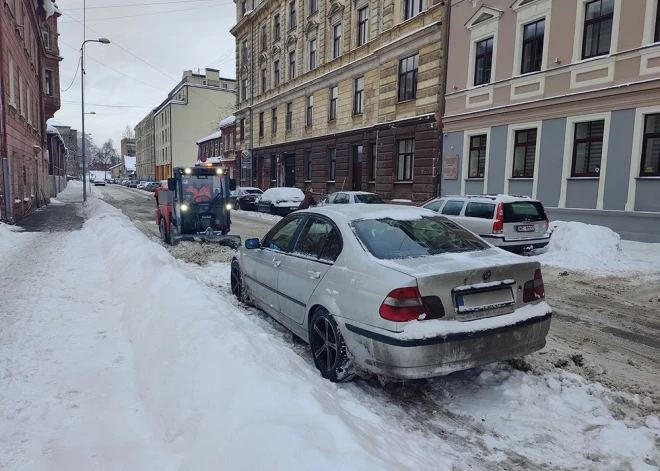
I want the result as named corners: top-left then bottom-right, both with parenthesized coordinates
top-left (304, 180), bottom-right (312, 183)
top-left (509, 177), bottom-right (533, 180)
top-left (396, 99), bottom-right (416, 105)
top-left (636, 176), bottom-right (660, 179)
top-left (567, 177), bottom-right (599, 180)
top-left (464, 177), bottom-right (485, 181)
top-left (326, 180), bottom-right (336, 183)
top-left (353, 113), bottom-right (363, 117)
top-left (368, 180), bottom-right (375, 183)
top-left (395, 181), bottom-right (413, 184)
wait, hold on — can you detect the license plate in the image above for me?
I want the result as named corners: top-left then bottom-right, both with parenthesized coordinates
top-left (516, 225), bottom-right (536, 232)
top-left (201, 215), bottom-right (212, 219)
top-left (456, 288), bottom-right (514, 313)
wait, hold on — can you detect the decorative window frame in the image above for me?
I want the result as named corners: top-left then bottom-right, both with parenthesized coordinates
top-left (503, 121), bottom-right (543, 198)
top-left (461, 127), bottom-right (491, 194)
top-left (642, 0), bottom-right (660, 45)
top-left (558, 112), bottom-right (612, 210)
top-left (511, 0), bottom-right (551, 78)
top-left (625, 104), bottom-right (660, 211)
top-left (465, 6), bottom-right (502, 88)
top-left (571, 0), bottom-right (622, 63)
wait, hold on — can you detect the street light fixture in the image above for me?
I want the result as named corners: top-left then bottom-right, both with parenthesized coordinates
top-left (80, 38), bottom-right (110, 202)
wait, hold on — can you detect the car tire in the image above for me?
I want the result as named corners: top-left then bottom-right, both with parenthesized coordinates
top-left (169, 220), bottom-right (179, 246)
top-left (270, 204), bottom-right (276, 215)
top-left (159, 217), bottom-right (169, 243)
top-left (309, 308), bottom-right (355, 383)
top-left (230, 260), bottom-right (248, 303)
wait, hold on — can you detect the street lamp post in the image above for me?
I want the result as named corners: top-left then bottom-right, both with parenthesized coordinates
top-left (81, 38), bottom-right (110, 202)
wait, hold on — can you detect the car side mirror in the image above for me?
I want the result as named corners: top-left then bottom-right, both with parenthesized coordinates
top-left (167, 178), bottom-right (176, 191)
top-left (229, 179), bottom-right (237, 191)
top-left (245, 238), bottom-right (260, 249)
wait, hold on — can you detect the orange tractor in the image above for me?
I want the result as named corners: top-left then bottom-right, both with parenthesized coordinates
top-left (156, 164), bottom-right (240, 248)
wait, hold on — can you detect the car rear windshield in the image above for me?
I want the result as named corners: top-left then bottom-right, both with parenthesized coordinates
top-left (503, 201), bottom-right (546, 223)
top-left (351, 216), bottom-right (489, 260)
top-left (245, 189), bottom-right (262, 194)
top-left (354, 194), bottom-right (384, 204)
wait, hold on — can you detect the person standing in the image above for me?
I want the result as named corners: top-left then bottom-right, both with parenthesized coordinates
top-left (298, 187), bottom-right (318, 210)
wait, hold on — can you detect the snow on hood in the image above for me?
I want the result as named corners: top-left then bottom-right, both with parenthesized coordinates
top-left (79, 197), bottom-right (459, 469)
top-left (261, 187), bottom-right (304, 202)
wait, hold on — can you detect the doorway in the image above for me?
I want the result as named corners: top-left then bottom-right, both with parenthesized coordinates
top-left (284, 153), bottom-right (296, 187)
top-left (351, 145), bottom-right (363, 191)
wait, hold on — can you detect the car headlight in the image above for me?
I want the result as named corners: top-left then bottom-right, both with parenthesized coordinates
top-left (181, 203), bottom-right (189, 212)
top-left (184, 168), bottom-right (191, 175)
top-left (225, 203), bottom-right (233, 210)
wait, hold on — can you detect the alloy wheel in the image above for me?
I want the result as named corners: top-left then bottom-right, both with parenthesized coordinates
top-left (230, 262), bottom-right (242, 299)
top-left (311, 316), bottom-right (338, 372)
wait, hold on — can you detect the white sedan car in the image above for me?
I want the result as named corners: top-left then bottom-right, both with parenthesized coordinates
top-left (256, 187), bottom-right (304, 215)
top-left (231, 205), bottom-right (552, 382)
top-left (320, 191), bottom-right (385, 205)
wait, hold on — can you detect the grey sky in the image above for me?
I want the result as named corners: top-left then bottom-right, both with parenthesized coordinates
top-left (53, 0), bottom-right (237, 152)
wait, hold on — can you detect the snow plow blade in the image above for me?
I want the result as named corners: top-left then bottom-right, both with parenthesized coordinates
top-left (173, 234), bottom-right (242, 249)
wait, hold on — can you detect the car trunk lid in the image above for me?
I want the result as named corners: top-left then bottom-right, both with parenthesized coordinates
top-left (502, 201), bottom-right (548, 240)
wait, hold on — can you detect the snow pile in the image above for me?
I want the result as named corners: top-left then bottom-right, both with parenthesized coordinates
top-left (80, 197), bottom-right (460, 469)
top-left (533, 221), bottom-right (660, 276)
top-left (233, 209), bottom-right (282, 221)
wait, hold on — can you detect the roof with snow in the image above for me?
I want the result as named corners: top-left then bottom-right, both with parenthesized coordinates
top-left (219, 115), bottom-right (236, 128)
top-left (124, 156), bottom-right (136, 172)
top-left (47, 118), bottom-right (70, 128)
top-left (46, 124), bottom-right (61, 134)
top-left (196, 130), bottom-right (222, 145)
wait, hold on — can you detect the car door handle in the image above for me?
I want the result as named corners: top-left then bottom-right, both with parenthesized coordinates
top-left (307, 270), bottom-right (321, 279)
top-left (272, 258), bottom-right (281, 267)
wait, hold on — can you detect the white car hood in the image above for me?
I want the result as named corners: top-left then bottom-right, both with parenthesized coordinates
top-left (374, 249), bottom-right (523, 277)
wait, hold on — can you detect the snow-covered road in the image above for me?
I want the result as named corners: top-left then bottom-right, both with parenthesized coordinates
top-left (1, 185), bottom-right (658, 470)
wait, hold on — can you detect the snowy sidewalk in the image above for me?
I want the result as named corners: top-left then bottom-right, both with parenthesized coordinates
top-left (0, 188), bottom-right (175, 470)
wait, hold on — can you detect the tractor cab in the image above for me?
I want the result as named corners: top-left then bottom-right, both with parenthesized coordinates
top-left (157, 164), bottom-right (240, 248)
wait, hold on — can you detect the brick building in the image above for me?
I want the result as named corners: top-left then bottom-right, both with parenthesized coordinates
top-left (1, 0), bottom-right (62, 222)
top-left (220, 115), bottom-right (238, 180)
top-left (230, 0), bottom-right (447, 201)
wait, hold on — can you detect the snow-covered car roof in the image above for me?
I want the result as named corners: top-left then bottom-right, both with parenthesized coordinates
top-left (328, 191), bottom-right (377, 195)
top-left (433, 194), bottom-right (540, 204)
top-left (305, 204), bottom-right (435, 223)
top-left (261, 187), bottom-right (304, 201)
top-left (238, 187), bottom-right (262, 192)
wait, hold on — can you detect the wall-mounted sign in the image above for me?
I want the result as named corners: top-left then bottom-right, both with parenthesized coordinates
top-left (443, 155), bottom-right (459, 180)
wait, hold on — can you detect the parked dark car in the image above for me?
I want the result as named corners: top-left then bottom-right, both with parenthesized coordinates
top-left (127, 180), bottom-right (138, 188)
top-left (230, 187), bottom-right (263, 211)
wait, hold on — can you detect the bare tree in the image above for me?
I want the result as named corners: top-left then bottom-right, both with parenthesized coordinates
top-left (122, 125), bottom-right (135, 140)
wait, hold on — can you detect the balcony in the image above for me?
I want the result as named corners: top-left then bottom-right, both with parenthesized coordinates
top-left (44, 94), bottom-right (61, 120)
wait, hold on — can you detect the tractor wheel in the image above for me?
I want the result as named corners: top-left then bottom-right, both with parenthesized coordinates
top-left (159, 218), bottom-right (169, 243)
top-left (169, 221), bottom-right (179, 246)
top-left (309, 308), bottom-right (355, 383)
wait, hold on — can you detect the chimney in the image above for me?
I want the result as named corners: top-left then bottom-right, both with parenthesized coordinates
top-left (205, 68), bottom-right (220, 81)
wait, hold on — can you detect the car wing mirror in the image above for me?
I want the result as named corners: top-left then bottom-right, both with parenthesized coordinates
top-left (245, 238), bottom-right (261, 249)
top-left (167, 178), bottom-right (177, 191)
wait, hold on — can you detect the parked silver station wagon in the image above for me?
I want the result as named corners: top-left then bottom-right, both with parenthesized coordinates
top-left (423, 195), bottom-right (552, 253)
top-left (231, 205), bottom-right (552, 382)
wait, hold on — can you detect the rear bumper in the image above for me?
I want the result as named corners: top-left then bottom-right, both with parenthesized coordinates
top-left (340, 310), bottom-right (551, 380)
top-left (481, 233), bottom-right (551, 252)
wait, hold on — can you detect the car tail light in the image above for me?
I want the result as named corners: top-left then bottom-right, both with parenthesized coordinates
top-left (242, 196), bottom-right (250, 201)
top-left (379, 287), bottom-right (426, 322)
top-left (544, 213), bottom-right (550, 232)
top-left (523, 269), bottom-right (545, 303)
top-left (493, 202), bottom-right (504, 234)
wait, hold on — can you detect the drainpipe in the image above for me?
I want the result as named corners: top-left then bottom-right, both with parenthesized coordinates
top-left (249, 19), bottom-right (255, 186)
top-left (0, 12), bottom-right (10, 222)
top-left (437, 0), bottom-right (451, 198)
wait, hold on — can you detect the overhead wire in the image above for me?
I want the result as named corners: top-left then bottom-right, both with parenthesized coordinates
top-left (59, 4), bottom-right (225, 23)
top-left (60, 56), bottom-right (82, 92)
top-left (67, 0), bottom-right (225, 11)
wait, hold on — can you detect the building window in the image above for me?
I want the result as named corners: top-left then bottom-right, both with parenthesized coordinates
top-left (241, 78), bottom-right (248, 101)
top-left (370, 143), bottom-right (377, 181)
top-left (19, 73), bottom-right (24, 116)
top-left (42, 24), bottom-right (50, 50)
top-left (306, 150), bottom-right (312, 180)
top-left (289, 1), bottom-right (297, 29)
top-left (272, 108), bottom-right (278, 134)
top-left (512, 129), bottom-right (537, 178)
top-left (240, 118), bottom-right (245, 141)
top-left (261, 23), bottom-right (267, 51)
top-left (571, 120), bottom-right (605, 177)
top-left (274, 14), bottom-right (281, 40)
top-left (309, 0), bottom-right (318, 14)
top-left (261, 68), bottom-right (267, 93)
top-left (289, 51), bottom-right (296, 80)
top-left (8, 55), bottom-right (15, 107)
top-left (329, 86), bottom-right (338, 121)
top-left (286, 102), bottom-right (293, 130)
top-left (655, 1), bottom-right (660, 43)
top-left (328, 148), bottom-right (336, 180)
top-left (521, 19), bottom-right (545, 74)
top-left (397, 140), bottom-right (414, 181)
top-left (357, 7), bottom-right (368, 47)
top-left (309, 39), bottom-right (317, 70)
top-left (241, 39), bottom-right (248, 63)
top-left (223, 83), bottom-right (228, 89)
top-left (474, 37), bottom-right (493, 86)
top-left (641, 114), bottom-right (660, 176)
top-left (398, 54), bottom-right (419, 102)
top-left (274, 60), bottom-right (280, 85)
top-left (582, 0), bottom-right (614, 59)
top-left (354, 77), bottom-right (364, 115)
top-left (332, 23), bottom-right (342, 59)
top-left (241, 0), bottom-right (246, 16)
top-left (27, 88), bottom-right (31, 124)
top-left (259, 112), bottom-right (264, 137)
top-left (404, 0), bottom-right (424, 20)
top-left (306, 95), bottom-right (314, 126)
top-left (468, 134), bottom-right (487, 178)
